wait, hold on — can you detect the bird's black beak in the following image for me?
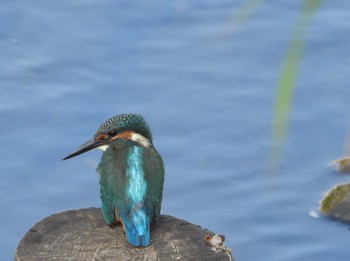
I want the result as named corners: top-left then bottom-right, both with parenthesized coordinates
top-left (62, 137), bottom-right (107, 160)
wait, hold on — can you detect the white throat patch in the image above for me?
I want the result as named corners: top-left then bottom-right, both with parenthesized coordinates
top-left (97, 145), bottom-right (109, 151)
top-left (130, 133), bottom-right (151, 148)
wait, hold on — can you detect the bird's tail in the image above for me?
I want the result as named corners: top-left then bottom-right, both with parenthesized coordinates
top-left (122, 210), bottom-right (150, 247)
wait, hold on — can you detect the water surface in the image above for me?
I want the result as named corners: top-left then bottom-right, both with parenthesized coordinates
top-left (1, 1), bottom-right (350, 260)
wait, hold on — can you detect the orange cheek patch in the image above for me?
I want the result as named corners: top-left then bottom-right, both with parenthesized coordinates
top-left (95, 133), bottom-right (108, 141)
top-left (114, 131), bottom-right (134, 140)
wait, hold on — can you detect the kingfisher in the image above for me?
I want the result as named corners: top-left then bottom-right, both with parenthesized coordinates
top-left (63, 114), bottom-right (164, 247)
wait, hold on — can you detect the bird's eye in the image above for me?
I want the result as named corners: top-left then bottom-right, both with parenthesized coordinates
top-left (108, 130), bottom-right (117, 136)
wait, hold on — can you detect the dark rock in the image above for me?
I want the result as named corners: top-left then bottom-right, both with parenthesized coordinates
top-left (15, 208), bottom-right (233, 261)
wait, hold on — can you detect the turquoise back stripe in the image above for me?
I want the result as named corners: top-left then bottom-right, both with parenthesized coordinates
top-left (126, 146), bottom-right (148, 236)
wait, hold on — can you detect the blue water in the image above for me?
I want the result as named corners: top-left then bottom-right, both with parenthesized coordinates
top-left (1, 1), bottom-right (350, 260)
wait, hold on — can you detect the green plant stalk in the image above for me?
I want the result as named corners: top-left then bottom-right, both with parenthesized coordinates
top-left (269, 0), bottom-right (323, 172)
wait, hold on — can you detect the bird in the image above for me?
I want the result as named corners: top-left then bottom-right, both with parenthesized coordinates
top-left (63, 114), bottom-right (165, 247)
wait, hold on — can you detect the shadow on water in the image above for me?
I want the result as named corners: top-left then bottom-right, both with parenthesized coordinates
top-left (269, 0), bottom-right (323, 173)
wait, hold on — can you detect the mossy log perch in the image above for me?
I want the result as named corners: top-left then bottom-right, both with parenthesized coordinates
top-left (15, 208), bottom-right (233, 261)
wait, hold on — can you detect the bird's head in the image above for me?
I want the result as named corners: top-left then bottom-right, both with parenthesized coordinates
top-left (63, 114), bottom-right (152, 160)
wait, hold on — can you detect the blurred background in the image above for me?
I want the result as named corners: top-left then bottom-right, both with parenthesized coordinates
top-left (1, 0), bottom-right (350, 260)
